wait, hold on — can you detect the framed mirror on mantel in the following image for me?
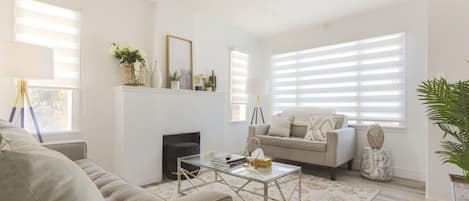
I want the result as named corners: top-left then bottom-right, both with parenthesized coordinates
top-left (166, 35), bottom-right (193, 90)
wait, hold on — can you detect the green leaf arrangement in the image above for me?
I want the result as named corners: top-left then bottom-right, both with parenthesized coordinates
top-left (169, 71), bottom-right (181, 81)
top-left (111, 42), bottom-right (146, 66)
top-left (418, 78), bottom-right (469, 181)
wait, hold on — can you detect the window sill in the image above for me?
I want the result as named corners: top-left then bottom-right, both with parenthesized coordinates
top-left (40, 130), bottom-right (80, 136)
top-left (351, 125), bottom-right (407, 132)
top-left (230, 120), bottom-right (248, 124)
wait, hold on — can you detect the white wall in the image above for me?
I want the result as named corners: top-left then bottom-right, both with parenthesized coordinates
top-left (426, 0), bottom-right (469, 200)
top-left (259, 1), bottom-right (428, 181)
top-left (0, 0), bottom-right (155, 171)
top-left (152, 1), bottom-right (265, 154)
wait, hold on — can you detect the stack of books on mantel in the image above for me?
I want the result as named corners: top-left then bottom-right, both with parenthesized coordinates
top-left (211, 154), bottom-right (247, 168)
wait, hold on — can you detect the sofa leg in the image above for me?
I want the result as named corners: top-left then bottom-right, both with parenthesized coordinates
top-left (330, 167), bottom-right (336, 181)
top-left (347, 160), bottom-right (353, 171)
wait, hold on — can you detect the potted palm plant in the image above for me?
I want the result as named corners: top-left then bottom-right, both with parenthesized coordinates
top-left (418, 78), bottom-right (469, 201)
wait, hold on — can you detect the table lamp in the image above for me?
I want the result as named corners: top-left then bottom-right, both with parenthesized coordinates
top-left (247, 78), bottom-right (269, 125)
top-left (0, 41), bottom-right (54, 143)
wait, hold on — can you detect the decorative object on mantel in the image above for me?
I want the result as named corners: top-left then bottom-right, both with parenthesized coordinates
top-left (111, 42), bottom-right (148, 86)
top-left (0, 41), bottom-right (54, 143)
top-left (208, 69), bottom-right (217, 91)
top-left (194, 74), bottom-right (205, 91)
top-left (150, 60), bottom-right (163, 88)
top-left (169, 71), bottom-right (181, 90)
top-left (360, 147), bottom-right (393, 182)
top-left (418, 77), bottom-right (469, 201)
top-left (167, 35), bottom-right (193, 90)
top-left (247, 78), bottom-right (269, 125)
top-left (367, 124), bottom-right (385, 149)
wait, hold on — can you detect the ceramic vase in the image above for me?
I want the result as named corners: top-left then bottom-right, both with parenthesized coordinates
top-left (450, 174), bottom-right (469, 201)
top-left (152, 62), bottom-right (163, 88)
top-left (121, 63), bottom-right (144, 86)
top-left (170, 81), bottom-right (180, 89)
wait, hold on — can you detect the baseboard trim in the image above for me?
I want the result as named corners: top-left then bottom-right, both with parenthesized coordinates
top-left (352, 159), bottom-right (425, 181)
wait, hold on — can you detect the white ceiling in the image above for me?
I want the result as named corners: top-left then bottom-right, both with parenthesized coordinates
top-left (157, 0), bottom-right (406, 36)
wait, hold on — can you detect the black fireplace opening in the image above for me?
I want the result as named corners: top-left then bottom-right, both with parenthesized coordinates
top-left (163, 132), bottom-right (200, 180)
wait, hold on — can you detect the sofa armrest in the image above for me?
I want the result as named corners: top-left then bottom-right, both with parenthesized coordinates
top-left (41, 140), bottom-right (87, 161)
top-left (326, 127), bottom-right (356, 167)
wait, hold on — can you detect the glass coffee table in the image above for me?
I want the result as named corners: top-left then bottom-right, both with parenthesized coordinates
top-left (177, 154), bottom-right (302, 201)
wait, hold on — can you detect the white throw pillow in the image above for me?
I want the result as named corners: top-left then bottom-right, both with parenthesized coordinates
top-left (304, 115), bottom-right (336, 141)
top-left (268, 114), bottom-right (293, 137)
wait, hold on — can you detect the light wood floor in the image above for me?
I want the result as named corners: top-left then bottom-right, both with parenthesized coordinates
top-left (151, 161), bottom-right (429, 201)
top-left (298, 162), bottom-right (428, 201)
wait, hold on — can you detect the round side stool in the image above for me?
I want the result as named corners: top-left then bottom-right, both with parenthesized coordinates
top-left (360, 147), bottom-right (393, 182)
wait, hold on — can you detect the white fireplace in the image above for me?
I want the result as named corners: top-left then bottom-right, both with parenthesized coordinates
top-left (113, 86), bottom-right (226, 185)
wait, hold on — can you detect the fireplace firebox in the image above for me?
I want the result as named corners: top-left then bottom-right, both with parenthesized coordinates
top-left (162, 132), bottom-right (200, 180)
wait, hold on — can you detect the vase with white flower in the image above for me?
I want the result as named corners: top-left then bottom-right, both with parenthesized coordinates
top-left (169, 71), bottom-right (181, 89)
top-left (111, 42), bottom-right (148, 86)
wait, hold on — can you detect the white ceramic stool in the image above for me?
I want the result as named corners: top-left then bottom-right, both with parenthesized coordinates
top-left (360, 147), bottom-right (393, 182)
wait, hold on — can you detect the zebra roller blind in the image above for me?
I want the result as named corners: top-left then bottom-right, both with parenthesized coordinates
top-left (271, 33), bottom-right (406, 127)
top-left (230, 50), bottom-right (249, 121)
top-left (15, 0), bottom-right (81, 88)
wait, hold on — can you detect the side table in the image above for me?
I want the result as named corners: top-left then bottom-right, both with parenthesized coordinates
top-left (360, 146), bottom-right (393, 182)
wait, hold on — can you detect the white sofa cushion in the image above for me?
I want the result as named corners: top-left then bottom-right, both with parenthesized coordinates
top-left (268, 114), bottom-right (293, 137)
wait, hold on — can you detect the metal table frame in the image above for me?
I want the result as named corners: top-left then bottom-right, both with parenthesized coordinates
top-left (177, 155), bottom-right (302, 201)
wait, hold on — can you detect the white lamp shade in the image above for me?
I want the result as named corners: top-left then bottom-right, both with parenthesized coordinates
top-left (0, 41), bottom-right (54, 79)
top-left (247, 78), bottom-right (269, 95)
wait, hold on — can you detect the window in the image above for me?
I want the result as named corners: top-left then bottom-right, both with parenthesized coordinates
top-left (15, 0), bottom-right (81, 132)
top-left (230, 50), bottom-right (248, 121)
top-left (271, 33), bottom-right (406, 127)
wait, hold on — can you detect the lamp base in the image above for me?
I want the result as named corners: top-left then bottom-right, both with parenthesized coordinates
top-left (250, 106), bottom-right (265, 125)
top-left (9, 79), bottom-right (44, 143)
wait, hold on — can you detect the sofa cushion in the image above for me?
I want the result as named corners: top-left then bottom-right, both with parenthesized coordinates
top-left (258, 135), bottom-right (326, 152)
top-left (291, 125), bottom-right (307, 138)
top-left (268, 115), bottom-right (292, 137)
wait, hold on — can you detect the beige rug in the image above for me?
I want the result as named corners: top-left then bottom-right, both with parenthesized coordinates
top-left (146, 172), bottom-right (379, 201)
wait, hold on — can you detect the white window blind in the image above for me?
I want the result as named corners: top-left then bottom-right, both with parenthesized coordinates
top-left (14, 0), bottom-right (80, 132)
top-left (15, 0), bottom-right (81, 88)
top-left (271, 33), bottom-right (406, 127)
top-left (230, 50), bottom-right (248, 121)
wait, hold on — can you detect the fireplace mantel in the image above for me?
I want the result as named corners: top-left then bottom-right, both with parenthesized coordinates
top-left (113, 86), bottom-right (226, 185)
top-left (115, 86), bottom-right (225, 96)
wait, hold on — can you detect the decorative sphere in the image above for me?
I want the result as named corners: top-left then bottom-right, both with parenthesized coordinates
top-left (367, 124), bottom-right (384, 149)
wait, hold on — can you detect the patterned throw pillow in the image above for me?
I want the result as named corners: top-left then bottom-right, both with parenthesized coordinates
top-left (304, 115), bottom-right (337, 141)
top-left (0, 134), bottom-right (10, 151)
top-left (268, 114), bottom-right (294, 137)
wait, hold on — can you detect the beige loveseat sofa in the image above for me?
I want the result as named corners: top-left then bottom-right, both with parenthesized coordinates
top-left (248, 109), bottom-right (356, 180)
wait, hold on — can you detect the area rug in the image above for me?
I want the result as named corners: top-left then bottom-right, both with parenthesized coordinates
top-left (146, 172), bottom-right (379, 201)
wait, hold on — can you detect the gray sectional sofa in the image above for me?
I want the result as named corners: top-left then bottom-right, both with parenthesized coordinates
top-left (43, 140), bottom-right (232, 201)
top-left (0, 119), bottom-right (231, 201)
top-left (248, 109), bottom-right (356, 180)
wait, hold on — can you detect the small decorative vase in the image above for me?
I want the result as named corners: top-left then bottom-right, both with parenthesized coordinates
top-left (151, 61), bottom-right (163, 88)
top-left (450, 174), bottom-right (469, 201)
top-left (367, 124), bottom-right (384, 149)
top-left (170, 81), bottom-right (180, 89)
top-left (121, 63), bottom-right (145, 86)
